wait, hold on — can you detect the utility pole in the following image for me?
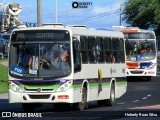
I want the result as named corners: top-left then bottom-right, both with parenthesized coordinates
top-left (37, 0), bottom-right (42, 27)
top-left (56, 0), bottom-right (58, 23)
top-left (120, 0), bottom-right (122, 26)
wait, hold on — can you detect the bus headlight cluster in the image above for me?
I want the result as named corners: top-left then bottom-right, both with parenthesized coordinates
top-left (56, 80), bottom-right (72, 92)
top-left (9, 82), bottom-right (23, 93)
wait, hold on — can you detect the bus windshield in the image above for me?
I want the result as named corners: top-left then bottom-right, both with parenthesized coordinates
top-left (9, 30), bottom-right (71, 79)
top-left (125, 40), bottom-right (156, 61)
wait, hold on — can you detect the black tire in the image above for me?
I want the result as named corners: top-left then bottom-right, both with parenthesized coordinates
top-left (105, 82), bottom-right (115, 106)
top-left (76, 87), bottom-right (88, 111)
top-left (22, 103), bottom-right (34, 112)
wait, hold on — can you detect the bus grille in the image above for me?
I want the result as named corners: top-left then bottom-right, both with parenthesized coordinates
top-left (26, 89), bottom-right (54, 92)
top-left (130, 71), bottom-right (143, 74)
top-left (18, 80), bottom-right (58, 86)
top-left (29, 95), bottom-right (50, 99)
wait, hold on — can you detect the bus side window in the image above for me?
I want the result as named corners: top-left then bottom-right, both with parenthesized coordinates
top-left (88, 36), bottom-right (96, 63)
top-left (73, 37), bottom-right (81, 72)
top-left (104, 37), bottom-right (112, 63)
top-left (112, 38), bottom-right (120, 63)
top-left (96, 37), bottom-right (104, 63)
top-left (119, 38), bottom-right (125, 63)
top-left (80, 36), bottom-right (88, 63)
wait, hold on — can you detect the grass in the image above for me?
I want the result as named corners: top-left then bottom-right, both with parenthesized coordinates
top-left (0, 63), bottom-right (8, 94)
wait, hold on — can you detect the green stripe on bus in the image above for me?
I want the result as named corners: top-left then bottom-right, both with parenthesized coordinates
top-left (89, 82), bottom-right (110, 87)
top-left (116, 81), bottom-right (127, 85)
top-left (89, 83), bottom-right (98, 87)
top-left (8, 85), bottom-right (11, 89)
top-left (70, 84), bottom-right (82, 89)
top-left (102, 82), bottom-right (110, 86)
top-left (26, 85), bottom-right (61, 89)
top-left (19, 85), bottom-right (24, 89)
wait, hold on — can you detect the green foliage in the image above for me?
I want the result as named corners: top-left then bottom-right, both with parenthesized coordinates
top-left (123, 0), bottom-right (160, 35)
top-left (0, 64), bottom-right (8, 93)
top-left (0, 82), bottom-right (8, 94)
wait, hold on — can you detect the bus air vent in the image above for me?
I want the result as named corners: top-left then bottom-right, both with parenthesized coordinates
top-left (29, 95), bottom-right (50, 99)
top-left (68, 25), bottom-right (88, 29)
top-left (42, 23), bottom-right (65, 27)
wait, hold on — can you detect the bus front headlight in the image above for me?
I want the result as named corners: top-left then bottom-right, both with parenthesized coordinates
top-left (56, 80), bottom-right (72, 92)
top-left (9, 81), bottom-right (23, 93)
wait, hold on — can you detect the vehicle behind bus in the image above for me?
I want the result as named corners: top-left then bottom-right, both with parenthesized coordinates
top-left (121, 27), bottom-right (157, 80)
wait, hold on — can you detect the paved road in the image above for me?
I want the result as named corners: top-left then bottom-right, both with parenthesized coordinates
top-left (0, 77), bottom-right (160, 119)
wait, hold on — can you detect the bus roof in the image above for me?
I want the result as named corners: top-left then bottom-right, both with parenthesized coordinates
top-left (120, 27), bottom-right (154, 33)
top-left (11, 25), bottom-right (124, 38)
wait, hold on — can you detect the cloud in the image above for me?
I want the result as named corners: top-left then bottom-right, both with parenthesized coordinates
top-left (92, 2), bottom-right (120, 15)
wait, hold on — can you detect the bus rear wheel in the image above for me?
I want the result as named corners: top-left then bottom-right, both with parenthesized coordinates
top-left (105, 82), bottom-right (115, 106)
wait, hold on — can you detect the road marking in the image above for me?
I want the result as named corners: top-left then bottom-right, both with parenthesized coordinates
top-left (142, 94), bottom-right (151, 100)
top-left (117, 102), bottom-right (125, 105)
top-left (132, 100), bottom-right (139, 102)
top-left (142, 97), bottom-right (148, 100)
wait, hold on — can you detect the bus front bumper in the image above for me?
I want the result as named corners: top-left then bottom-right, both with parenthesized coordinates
top-left (8, 89), bottom-right (74, 103)
top-left (126, 69), bottom-right (156, 77)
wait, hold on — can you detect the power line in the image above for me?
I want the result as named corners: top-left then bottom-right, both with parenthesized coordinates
top-left (22, 1), bottom-right (116, 20)
top-left (84, 11), bottom-right (120, 25)
top-left (42, 0), bottom-right (118, 21)
top-left (22, 0), bottom-right (121, 26)
top-left (65, 9), bottom-right (119, 24)
top-left (43, 0), bottom-right (116, 17)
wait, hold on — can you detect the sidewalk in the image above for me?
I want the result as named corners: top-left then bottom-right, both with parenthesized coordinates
top-left (0, 61), bottom-right (8, 67)
top-left (0, 93), bottom-right (8, 99)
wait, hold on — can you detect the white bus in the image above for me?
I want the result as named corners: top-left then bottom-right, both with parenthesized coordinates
top-left (121, 27), bottom-right (157, 80)
top-left (8, 24), bottom-right (127, 111)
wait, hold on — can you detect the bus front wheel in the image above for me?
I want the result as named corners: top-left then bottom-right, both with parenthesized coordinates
top-left (75, 87), bottom-right (88, 111)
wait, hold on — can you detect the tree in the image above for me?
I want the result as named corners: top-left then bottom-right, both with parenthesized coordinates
top-left (123, 0), bottom-right (160, 35)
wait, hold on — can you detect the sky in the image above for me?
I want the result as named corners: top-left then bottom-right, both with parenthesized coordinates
top-left (0, 0), bottom-right (128, 29)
